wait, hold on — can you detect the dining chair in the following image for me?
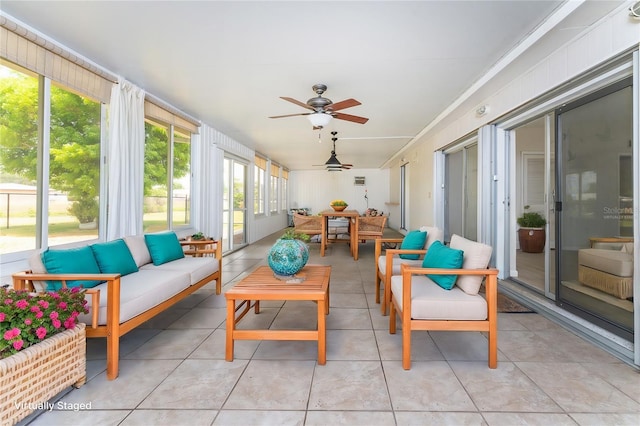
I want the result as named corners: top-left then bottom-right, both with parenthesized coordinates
top-left (353, 215), bottom-right (387, 260)
top-left (292, 213), bottom-right (323, 241)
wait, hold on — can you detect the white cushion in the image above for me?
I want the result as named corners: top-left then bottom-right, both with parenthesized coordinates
top-left (140, 256), bottom-right (219, 285)
top-left (449, 234), bottom-right (493, 295)
top-left (78, 269), bottom-right (191, 326)
top-left (27, 250), bottom-right (48, 292)
top-left (391, 275), bottom-right (487, 320)
top-left (579, 248), bottom-right (633, 277)
top-left (124, 235), bottom-right (152, 267)
top-left (419, 226), bottom-right (444, 250)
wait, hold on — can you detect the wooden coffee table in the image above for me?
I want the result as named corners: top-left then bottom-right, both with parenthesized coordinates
top-left (225, 265), bottom-right (331, 364)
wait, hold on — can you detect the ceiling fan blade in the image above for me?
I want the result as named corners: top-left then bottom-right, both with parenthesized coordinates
top-left (280, 96), bottom-right (313, 110)
top-left (333, 112), bottom-right (369, 124)
top-left (269, 112), bottom-right (311, 119)
top-left (341, 164), bottom-right (353, 168)
top-left (327, 98), bottom-right (361, 112)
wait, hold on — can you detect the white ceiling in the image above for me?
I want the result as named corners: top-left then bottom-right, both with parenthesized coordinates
top-left (0, 1), bottom-right (623, 170)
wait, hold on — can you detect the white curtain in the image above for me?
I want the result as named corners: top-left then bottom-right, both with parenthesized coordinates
top-left (106, 78), bottom-right (145, 240)
top-left (192, 124), bottom-right (223, 240)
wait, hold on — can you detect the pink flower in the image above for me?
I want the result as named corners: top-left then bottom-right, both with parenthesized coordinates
top-left (15, 299), bottom-right (28, 309)
top-left (49, 311), bottom-right (59, 320)
top-left (64, 319), bottom-right (75, 329)
top-left (58, 301), bottom-right (68, 310)
top-left (4, 299), bottom-right (13, 305)
top-left (0, 312), bottom-right (5, 322)
top-left (3, 328), bottom-right (20, 340)
top-left (24, 318), bottom-right (32, 325)
top-left (52, 319), bottom-right (61, 329)
top-left (36, 327), bottom-right (47, 339)
top-left (30, 305), bottom-right (40, 313)
top-left (35, 311), bottom-right (44, 319)
top-left (38, 300), bottom-right (49, 309)
top-left (12, 340), bottom-right (24, 351)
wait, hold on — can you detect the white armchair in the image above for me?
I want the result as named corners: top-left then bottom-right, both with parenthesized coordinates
top-left (374, 226), bottom-right (444, 315)
top-left (388, 234), bottom-right (497, 370)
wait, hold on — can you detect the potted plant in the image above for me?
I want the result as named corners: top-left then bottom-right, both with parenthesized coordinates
top-left (267, 230), bottom-right (310, 278)
top-left (0, 287), bottom-right (89, 423)
top-left (517, 206), bottom-right (547, 253)
top-left (191, 232), bottom-right (206, 241)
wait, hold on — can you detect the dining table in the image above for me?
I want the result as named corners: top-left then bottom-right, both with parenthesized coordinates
top-left (319, 209), bottom-right (359, 258)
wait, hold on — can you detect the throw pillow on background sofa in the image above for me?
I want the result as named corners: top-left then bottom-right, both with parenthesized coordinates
top-left (91, 239), bottom-right (139, 276)
top-left (399, 230), bottom-right (427, 260)
top-left (144, 231), bottom-right (185, 266)
top-left (41, 246), bottom-right (103, 291)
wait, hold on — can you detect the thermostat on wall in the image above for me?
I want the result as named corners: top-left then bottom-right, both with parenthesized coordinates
top-left (354, 176), bottom-right (365, 185)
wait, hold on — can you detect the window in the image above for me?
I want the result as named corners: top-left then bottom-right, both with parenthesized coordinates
top-left (143, 120), bottom-right (192, 232)
top-left (254, 156), bottom-right (266, 215)
top-left (281, 169), bottom-right (289, 211)
top-left (270, 163), bottom-right (280, 213)
top-left (0, 61), bottom-right (103, 255)
top-left (172, 128), bottom-right (191, 226)
top-left (143, 120), bottom-right (169, 232)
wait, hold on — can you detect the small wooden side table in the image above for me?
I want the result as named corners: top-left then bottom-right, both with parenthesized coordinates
top-left (180, 239), bottom-right (216, 257)
top-left (225, 265), bottom-right (331, 364)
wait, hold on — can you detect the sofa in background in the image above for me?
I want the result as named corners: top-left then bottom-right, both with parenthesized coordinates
top-left (12, 232), bottom-right (222, 380)
top-left (578, 241), bottom-right (633, 299)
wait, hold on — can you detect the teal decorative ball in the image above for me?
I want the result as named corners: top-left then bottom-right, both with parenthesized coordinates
top-left (267, 239), bottom-right (309, 276)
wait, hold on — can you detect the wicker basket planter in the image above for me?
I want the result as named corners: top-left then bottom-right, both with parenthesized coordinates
top-left (0, 323), bottom-right (86, 425)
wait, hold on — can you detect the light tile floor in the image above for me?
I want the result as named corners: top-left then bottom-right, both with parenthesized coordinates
top-left (24, 231), bottom-right (640, 426)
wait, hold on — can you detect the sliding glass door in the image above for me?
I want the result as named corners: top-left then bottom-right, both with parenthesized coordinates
top-left (556, 77), bottom-right (633, 340)
top-left (223, 157), bottom-right (247, 253)
top-left (444, 143), bottom-right (478, 243)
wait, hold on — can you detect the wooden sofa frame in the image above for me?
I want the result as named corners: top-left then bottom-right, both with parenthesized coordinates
top-left (12, 240), bottom-right (222, 381)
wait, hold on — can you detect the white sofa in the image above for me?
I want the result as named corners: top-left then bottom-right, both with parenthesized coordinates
top-left (578, 242), bottom-right (633, 299)
top-left (12, 233), bottom-right (222, 380)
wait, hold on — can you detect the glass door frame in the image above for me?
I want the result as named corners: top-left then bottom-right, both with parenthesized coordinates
top-left (223, 156), bottom-right (248, 253)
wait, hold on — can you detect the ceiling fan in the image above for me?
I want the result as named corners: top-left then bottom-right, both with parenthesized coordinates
top-left (269, 84), bottom-right (369, 128)
top-left (314, 132), bottom-right (353, 171)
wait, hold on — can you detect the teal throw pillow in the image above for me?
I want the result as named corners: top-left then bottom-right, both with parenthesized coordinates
top-left (91, 239), bottom-right (139, 276)
top-left (144, 232), bottom-right (185, 266)
top-left (422, 241), bottom-right (464, 290)
top-left (41, 246), bottom-right (102, 291)
top-left (399, 230), bottom-right (427, 260)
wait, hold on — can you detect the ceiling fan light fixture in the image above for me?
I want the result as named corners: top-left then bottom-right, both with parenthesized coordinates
top-left (307, 112), bottom-right (332, 127)
top-left (325, 154), bottom-right (341, 166)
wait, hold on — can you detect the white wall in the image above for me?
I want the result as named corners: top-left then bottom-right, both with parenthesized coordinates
top-left (290, 168), bottom-right (389, 217)
top-left (391, 4), bottom-right (639, 232)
